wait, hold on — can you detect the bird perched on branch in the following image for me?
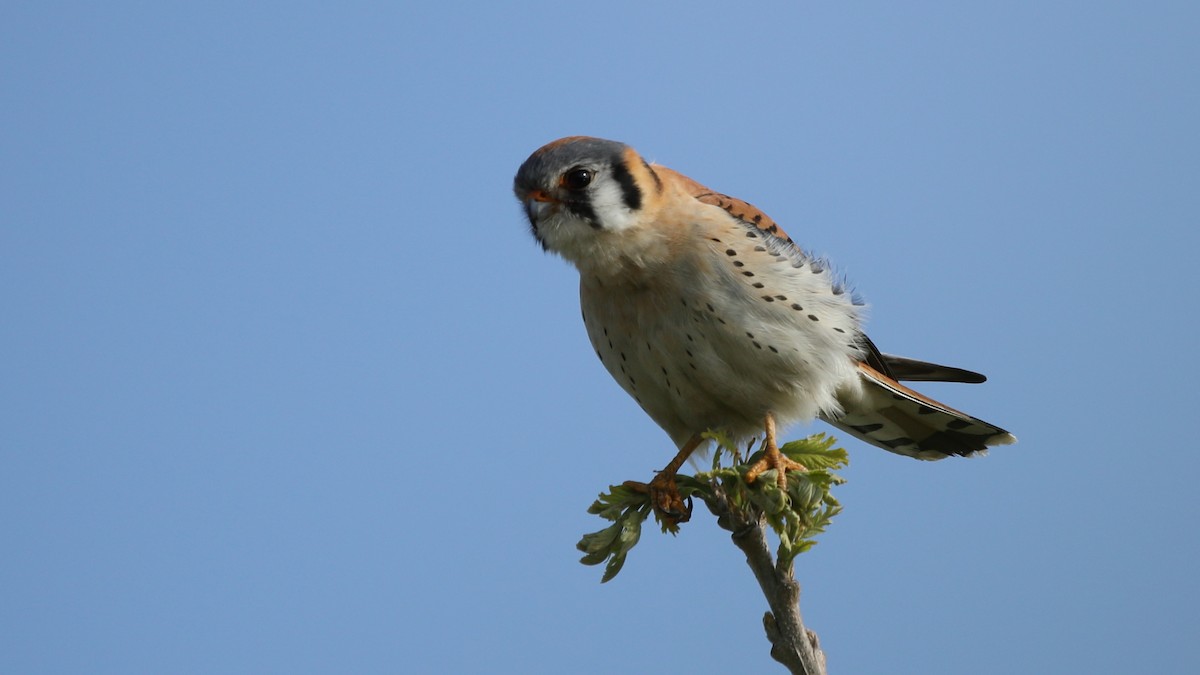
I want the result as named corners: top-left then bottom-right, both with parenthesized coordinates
top-left (514, 136), bottom-right (1015, 526)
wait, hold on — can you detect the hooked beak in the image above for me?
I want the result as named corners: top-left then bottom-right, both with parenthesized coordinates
top-left (520, 189), bottom-right (559, 230)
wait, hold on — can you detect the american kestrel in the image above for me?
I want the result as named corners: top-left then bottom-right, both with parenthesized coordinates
top-left (514, 136), bottom-right (1015, 525)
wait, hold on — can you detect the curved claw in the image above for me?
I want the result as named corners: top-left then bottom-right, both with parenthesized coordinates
top-left (650, 473), bottom-right (693, 525)
top-left (621, 434), bottom-right (706, 529)
top-left (623, 474), bottom-right (693, 528)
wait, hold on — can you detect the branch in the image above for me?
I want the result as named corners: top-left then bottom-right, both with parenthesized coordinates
top-left (702, 481), bottom-right (827, 675)
top-left (577, 433), bottom-right (845, 673)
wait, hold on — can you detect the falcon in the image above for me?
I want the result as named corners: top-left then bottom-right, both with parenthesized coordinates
top-left (514, 136), bottom-right (1015, 525)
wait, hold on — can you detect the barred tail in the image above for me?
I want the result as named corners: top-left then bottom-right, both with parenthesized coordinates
top-left (826, 363), bottom-right (1016, 461)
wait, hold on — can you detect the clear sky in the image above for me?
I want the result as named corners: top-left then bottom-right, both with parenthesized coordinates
top-left (3, 2), bottom-right (1198, 673)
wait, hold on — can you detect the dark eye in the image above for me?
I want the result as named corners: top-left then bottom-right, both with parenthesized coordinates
top-left (562, 168), bottom-right (593, 190)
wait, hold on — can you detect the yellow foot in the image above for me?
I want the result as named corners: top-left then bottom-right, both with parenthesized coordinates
top-left (623, 472), bottom-right (692, 528)
top-left (744, 414), bottom-right (807, 487)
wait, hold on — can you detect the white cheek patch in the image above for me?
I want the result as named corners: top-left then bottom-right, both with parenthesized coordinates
top-left (588, 178), bottom-right (637, 232)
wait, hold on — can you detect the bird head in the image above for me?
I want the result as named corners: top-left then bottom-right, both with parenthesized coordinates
top-left (514, 136), bottom-right (664, 266)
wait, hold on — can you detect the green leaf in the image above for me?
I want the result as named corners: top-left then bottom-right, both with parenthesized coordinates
top-left (779, 434), bottom-right (849, 471)
top-left (578, 432), bottom-right (849, 581)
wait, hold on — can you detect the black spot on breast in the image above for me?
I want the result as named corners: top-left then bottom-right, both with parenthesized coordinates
top-left (808, 315), bottom-right (819, 322)
top-left (733, 261), bottom-right (744, 267)
top-left (752, 282), bottom-right (765, 289)
top-left (742, 271), bottom-right (755, 277)
top-left (725, 249), bottom-right (737, 256)
top-left (769, 346), bottom-right (779, 353)
top-left (706, 303), bottom-right (715, 312)
top-left (746, 332), bottom-right (755, 338)
top-left (762, 296), bottom-right (774, 302)
top-left (746, 231), bottom-right (758, 238)
top-left (774, 295), bottom-right (787, 301)
top-left (752, 341), bottom-right (763, 349)
top-left (754, 245), bottom-right (767, 252)
top-left (832, 327), bottom-right (845, 334)
top-left (791, 303), bottom-right (803, 311)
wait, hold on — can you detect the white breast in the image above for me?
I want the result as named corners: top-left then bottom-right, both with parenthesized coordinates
top-left (579, 216), bottom-right (865, 448)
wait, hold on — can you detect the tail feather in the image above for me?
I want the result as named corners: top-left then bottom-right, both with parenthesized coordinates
top-left (826, 363), bottom-right (1016, 460)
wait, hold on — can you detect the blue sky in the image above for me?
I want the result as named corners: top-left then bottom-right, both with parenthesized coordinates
top-left (3, 2), bottom-right (1198, 673)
